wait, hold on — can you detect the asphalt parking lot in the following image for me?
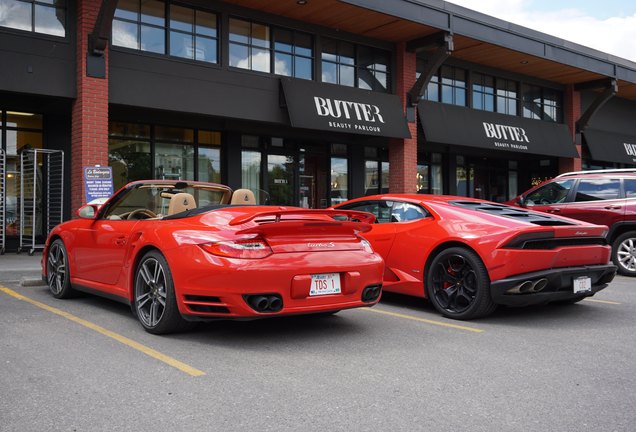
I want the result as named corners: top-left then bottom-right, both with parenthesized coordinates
top-left (1, 262), bottom-right (635, 432)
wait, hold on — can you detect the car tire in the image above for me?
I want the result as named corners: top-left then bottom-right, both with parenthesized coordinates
top-left (612, 231), bottom-right (636, 276)
top-left (426, 247), bottom-right (497, 320)
top-left (46, 239), bottom-right (77, 299)
top-left (134, 250), bottom-right (191, 334)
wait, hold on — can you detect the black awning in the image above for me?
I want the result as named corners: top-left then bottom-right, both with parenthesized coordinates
top-left (418, 101), bottom-right (579, 158)
top-left (583, 128), bottom-right (636, 165)
top-left (281, 78), bottom-right (411, 139)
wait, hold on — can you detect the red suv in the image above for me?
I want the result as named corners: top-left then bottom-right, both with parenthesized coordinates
top-left (508, 169), bottom-right (636, 276)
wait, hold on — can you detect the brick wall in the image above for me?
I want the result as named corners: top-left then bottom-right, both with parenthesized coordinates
top-left (389, 42), bottom-right (418, 193)
top-left (559, 84), bottom-right (582, 173)
top-left (71, 0), bottom-right (109, 214)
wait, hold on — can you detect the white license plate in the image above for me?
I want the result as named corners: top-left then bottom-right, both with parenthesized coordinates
top-left (310, 273), bottom-right (341, 296)
top-left (573, 276), bottom-right (592, 294)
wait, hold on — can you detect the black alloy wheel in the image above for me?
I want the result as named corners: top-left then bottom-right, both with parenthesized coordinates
top-left (47, 239), bottom-right (76, 299)
top-left (426, 247), bottom-right (497, 320)
top-left (134, 250), bottom-right (190, 334)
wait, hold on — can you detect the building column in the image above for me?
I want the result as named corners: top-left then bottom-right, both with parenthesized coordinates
top-left (560, 84), bottom-right (582, 173)
top-left (389, 42), bottom-right (418, 193)
top-left (71, 0), bottom-right (109, 214)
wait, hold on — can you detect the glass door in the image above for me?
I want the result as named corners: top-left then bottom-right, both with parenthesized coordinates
top-left (299, 146), bottom-right (328, 208)
top-left (267, 154), bottom-right (295, 206)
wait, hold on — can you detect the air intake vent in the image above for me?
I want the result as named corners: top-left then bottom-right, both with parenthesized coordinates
top-left (183, 295), bottom-right (230, 314)
top-left (450, 201), bottom-right (576, 226)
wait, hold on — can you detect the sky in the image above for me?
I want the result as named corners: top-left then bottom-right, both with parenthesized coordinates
top-left (447, 0), bottom-right (636, 63)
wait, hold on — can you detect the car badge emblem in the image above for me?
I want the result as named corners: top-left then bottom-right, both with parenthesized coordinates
top-left (575, 231), bottom-right (588, 235)
top-left (308, 242), bottom-right (335, 248)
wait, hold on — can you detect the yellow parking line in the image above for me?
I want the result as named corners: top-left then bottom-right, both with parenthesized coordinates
top-left (362, 307), bottom-right (484, 333)
top-left (0, 287), bottom-right (205, 377)
top-left (583, 298), bottom-right (622, 305)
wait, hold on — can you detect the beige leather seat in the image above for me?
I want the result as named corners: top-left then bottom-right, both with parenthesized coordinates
top-left (168, 193), bottom-right (197, 215)
top-left (230, 189), bottom-right (256, 205)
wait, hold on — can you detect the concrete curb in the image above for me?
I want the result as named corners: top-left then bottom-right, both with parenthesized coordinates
top-left (20, 277), bottom-right (46, 287)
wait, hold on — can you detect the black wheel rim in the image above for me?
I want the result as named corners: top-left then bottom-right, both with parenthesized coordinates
top-left (617, 237), bottom-right (636, 272)
top-left (135, 258), bottom-right (167, 328)
top-left (431, 254), bottom-right (478, 314)
top-left (47, 242), bottom-right (67, 295)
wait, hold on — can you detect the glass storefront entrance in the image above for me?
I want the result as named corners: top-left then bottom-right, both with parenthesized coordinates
top-left (242, 136), bottom-right (344, 208)
top-left (1, 111), bottom-right (44, 239)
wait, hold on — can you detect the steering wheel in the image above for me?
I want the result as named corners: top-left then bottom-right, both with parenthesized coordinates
top-left (127, 209), bottom-right (157, 220)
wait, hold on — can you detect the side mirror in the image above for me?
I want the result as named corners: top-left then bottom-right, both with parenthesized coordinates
top-left (77, 204), bottom-right (99, 219)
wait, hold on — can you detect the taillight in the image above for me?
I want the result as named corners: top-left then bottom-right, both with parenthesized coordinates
top-left (360, 238), bottom-right (375, 254)
top-left (199, 238), bottom-right (273, 259)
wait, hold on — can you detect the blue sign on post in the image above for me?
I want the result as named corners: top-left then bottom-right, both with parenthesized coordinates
top-left (84, 166), bottom-right (114, 203)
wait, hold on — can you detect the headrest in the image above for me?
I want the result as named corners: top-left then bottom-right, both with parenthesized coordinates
top-left (168, 192), bottom-right (197, 215)
top-left (230, 189), bottom-right (256, 205)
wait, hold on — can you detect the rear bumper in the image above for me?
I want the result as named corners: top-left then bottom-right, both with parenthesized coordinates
top-left (490, 264), bottom-right (617, 307)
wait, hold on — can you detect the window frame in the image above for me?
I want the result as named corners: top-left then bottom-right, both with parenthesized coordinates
top-left (321, 37), bottom-right (391, 92)
top-left (0, 0), bottom-right (68, 38)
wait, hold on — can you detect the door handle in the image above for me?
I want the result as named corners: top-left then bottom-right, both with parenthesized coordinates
top-left (115, 237), bottom-right (127, 246)
top-left (547, 209), bottom-right (561, 213)
top-left (604, 205), bottom-right (622, 210)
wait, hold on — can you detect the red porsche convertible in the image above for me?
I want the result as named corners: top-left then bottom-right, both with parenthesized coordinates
top-left (42, 181), bottom-right (383, 334)
top-left (334, 194), bottom-right (617, 320)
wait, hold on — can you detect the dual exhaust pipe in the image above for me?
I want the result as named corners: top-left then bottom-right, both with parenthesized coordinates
top-left (245, 294), bottom-right (283, 313)
top-left (362, 285), bottom-right (382, 303)
top-left (246, 284), bottom-right (383, 312)
top-left (507, 278), bottom-right (548, 295)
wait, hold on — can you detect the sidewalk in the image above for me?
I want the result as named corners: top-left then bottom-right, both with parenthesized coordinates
top-left (0, 252), bottom-right (43, 283)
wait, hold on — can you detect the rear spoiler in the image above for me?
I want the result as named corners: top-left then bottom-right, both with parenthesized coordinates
top-left (229, 209), bottom-right (375, 227)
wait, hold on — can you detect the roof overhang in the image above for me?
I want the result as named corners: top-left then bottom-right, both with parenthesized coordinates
top-left (225, 0), bottom-right (636, 100)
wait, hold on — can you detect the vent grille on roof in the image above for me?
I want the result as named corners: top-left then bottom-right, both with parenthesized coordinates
top-left (450, 201), bottom-right (576, 226)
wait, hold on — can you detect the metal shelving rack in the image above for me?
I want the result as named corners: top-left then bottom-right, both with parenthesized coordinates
top-left (19, 149), bottom-right (64, 256)
top-left (0, 149), bottom-right (5, 255)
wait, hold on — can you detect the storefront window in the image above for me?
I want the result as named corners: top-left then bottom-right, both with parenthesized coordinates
top-left (381, 162), bottom-right (389, 193)
top-left (322, 38), bottom-right (390, 92)
top-left (273, 28), bottom-right (313, 80)
top-left (241, 150), bottom-right (262, 203)
top-left (229, 18), bottom-right (270, 72)
top-left (431, 165), bottom-right (443, 195)
top-left (416, 165), bottom-right (428, 193)
top-left (357, 46), bottom-right (389, 92)
top-left (472, 73), bottom-right (494, 112)
top-left (508, 161), bottom-right (518, 199)
top-left (155, 143), bottom-right (194, 180)
top-left (455, 162), bottom-right (474, 197)
top-left (109, 139), bottom-right (151, 191)
top-left (198, 130), bottom-right (221, 183)
top-left (267, 155), bottom-right (294, 206)
top-left (496, 78), bottom-right (518, 116)
top-left (109, 122), bottom-right (221, 189)
top-left (425, 65), bottom-right (466, 106)
top-left (542, 88), bottom-right (561, 122)
top-left (364, 160), bottom-right (378, 195)
top-left (0, 0), bottom-right (66, 37)
top-left (1, 111), bottom-right (44, 238)
top-left (417, 153), bottom-right (443, 195)
top-left (364, 147), bottom-right (389, 195)
top-left (113, 0), bottom-right (166, 53)
top-left (112, 1), bottom-right (218, 63)
top-left (170, 5), bottom-right (217, 63)
top-left (522, 84), bottom-right (562, 122)
top-left (330, 157), bottom-right (348, 205)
